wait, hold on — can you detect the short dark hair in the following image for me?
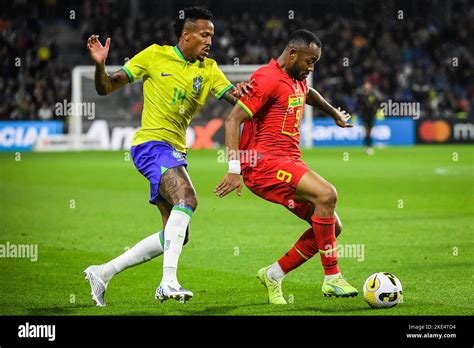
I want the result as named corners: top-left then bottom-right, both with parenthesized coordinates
top-left (174, 6), bottom-right (214, 39)
top-left (287, 29), bottom-right (322, 49)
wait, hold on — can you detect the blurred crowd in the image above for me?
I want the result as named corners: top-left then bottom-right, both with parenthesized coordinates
top-left (1, 0), bottom-right (473, 121)
top-left (0, 16), bottom-right (71, 121)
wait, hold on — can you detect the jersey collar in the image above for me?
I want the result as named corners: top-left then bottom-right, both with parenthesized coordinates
top-left (173, 45), bottom-right (201, 66)
top-left (270, 58), bottom-right (300, 84)
top-left (270, 58), bottom-right (289, 77)
top-left (173, 45), bottom-right (187, 62)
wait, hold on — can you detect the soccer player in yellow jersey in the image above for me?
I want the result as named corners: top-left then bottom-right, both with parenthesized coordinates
top-left (83, 7), bottom-right (252, 306)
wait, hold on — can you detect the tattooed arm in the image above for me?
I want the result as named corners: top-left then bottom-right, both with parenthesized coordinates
top-left (221, 90), bottom-right (239, 105)
top-left (94, 64), bottom-right (129, 96)
top-left (87, 35), bottom-right (129, 95)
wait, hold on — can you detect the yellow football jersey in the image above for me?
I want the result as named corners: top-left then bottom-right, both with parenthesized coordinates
top-left (122, 44), bottom-right (233, 152)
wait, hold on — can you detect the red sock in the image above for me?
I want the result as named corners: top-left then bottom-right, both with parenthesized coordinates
top-left (278, 228), bottom-right (319, 273)
top-left (311, 215), bottom-right (340, 275)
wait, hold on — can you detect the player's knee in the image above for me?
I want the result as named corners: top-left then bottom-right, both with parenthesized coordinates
top-left (177, 198), bottom-right (197, 212)
top-left (184, 195), bottom-right (198, 211)
top-left (173, 190), bottom-right (198, 211)
top-left (316, 184), bottom-right (338, 208)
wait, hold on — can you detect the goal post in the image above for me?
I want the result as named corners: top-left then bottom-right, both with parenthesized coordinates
top-left (68, 65), bottom-right (313, 150)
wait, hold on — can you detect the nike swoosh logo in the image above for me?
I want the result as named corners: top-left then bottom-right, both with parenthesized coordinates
top-left (161, 72), bottom-right (173, 77)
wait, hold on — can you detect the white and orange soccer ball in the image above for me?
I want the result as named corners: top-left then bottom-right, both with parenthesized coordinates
top-left (363, 272), bottom-right (403, 308)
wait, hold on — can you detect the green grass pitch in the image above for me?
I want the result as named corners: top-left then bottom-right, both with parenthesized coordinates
top-left (0, 145), bottom-right (473, 316)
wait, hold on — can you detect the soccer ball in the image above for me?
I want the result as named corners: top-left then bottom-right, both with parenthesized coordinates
top-left (363, 272), bottom-right (403, 308)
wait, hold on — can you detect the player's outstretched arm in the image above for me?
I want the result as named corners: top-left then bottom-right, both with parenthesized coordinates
top-left (87, 35), bottom-right (129, 96)
top-left (306, 87), bottom-right (353, 128)
top-left (214, 104), bottom-right (250, 198)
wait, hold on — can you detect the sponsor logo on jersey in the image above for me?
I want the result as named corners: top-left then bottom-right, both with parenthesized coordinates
top-left (288, 94), bottom-right (304, 107)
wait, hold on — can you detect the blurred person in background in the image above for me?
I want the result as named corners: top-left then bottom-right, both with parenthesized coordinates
top-left (356, 80), bottom-right (383, 155)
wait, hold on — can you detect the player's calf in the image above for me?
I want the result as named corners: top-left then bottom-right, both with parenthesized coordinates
top-left (158, 166), bottom-right (197, 299)
top-left (305, 210), bottom-right (342, 237)
top-left (157, 200), bottom-right (190, 245)
top-left (278, 228), bottom-right (318, 273)
top-left (296, 171), bottom-right (356, 293)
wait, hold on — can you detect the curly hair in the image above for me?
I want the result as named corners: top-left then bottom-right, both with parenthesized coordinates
top-left (173, 6), bottom-right (214, 39)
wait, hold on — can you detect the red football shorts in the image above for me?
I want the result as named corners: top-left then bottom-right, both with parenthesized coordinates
top-left (242, 155), bottom-right (314, 220)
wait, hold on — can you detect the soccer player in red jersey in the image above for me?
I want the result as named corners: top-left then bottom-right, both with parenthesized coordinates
top-left (215, 30), bottom-right (358, 304)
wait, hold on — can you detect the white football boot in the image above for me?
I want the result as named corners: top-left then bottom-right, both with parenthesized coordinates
top-left (83, 265), bottom-right (108, 307)
top-left (155, 282), bottom-right (193, 303)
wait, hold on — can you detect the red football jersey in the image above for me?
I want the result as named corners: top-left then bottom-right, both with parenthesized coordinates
top-left (238, 59), bottom-right (308, 165)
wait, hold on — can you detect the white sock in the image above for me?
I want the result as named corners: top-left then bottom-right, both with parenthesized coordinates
top-left (101, 231), bottom-right (164, 282)
top-left (162, 206), bottom-right (192, 286)
top-left (266, 262), bottom-right (286, 282)
top-left (324, 272), bottom-right (341, 281)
